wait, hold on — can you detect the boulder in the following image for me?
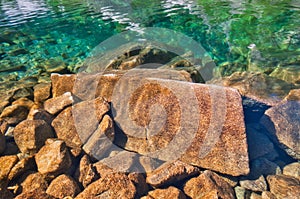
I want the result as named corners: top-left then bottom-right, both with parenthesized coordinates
top-left (128, 172), bottom-right (148, 197)
top-left (112, 77), bottom-right (249, 176)
top-left (35, 139), bottom-right (72, 177)
top-left (75, 173), bottom-right (136, 199)
top-left (142, 186), bottom-right (186, 199)
top-left (14, 120), bottom-right (54, 155)
top-left (0, 104), bottom-right (29, 124)
top-left (0, 155), bottom-right (18, 181)
top-left (183, 170), bottom-right (235, 199)
top-left (260, 100), bottom-right (300, 159)
top-left (51, 73), bottom-right (76, 97)
top-left (20, 172), bottom-right (48, 193)
top-left (46, 174), bottom-right (81, 198)
top-left (146, 160), bottom-right (200, 188)
top-left (44, 92), bottom-right (74, 115)
top-left (27, 106), bottom-right (54, 125)
top-left (283, 162), bottom-right (300, 180)
top-left (33, 83), bottom-right (51, 102)
top-left (12, 98), bottom-right (34, 110)
top-left (267, 175), bottom-right (300, 199)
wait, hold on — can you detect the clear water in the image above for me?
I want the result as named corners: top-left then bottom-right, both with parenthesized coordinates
top-left (0, 0), bottom-right (300, 79)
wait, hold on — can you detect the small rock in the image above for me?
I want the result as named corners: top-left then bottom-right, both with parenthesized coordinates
top-left (43, 58), bottom-right (66, 73)
top-left (27, 106), bottom-right (54, 124)
top-left (260, 100), bottom-right (300, 159)
top-left (15, 189), bottom-right (55, 199)
top-left (72, 97), bottom-right (110, 144)
top-left (284, 89), bottom-right (300, 101)
top-left (75, 172), bottom-right (136, 199)
top-left (13, 87), bottom-right (33, 100)
top-left (33, 83), bottom-right (51, 102)
top-left (2, 142), bottom-right (20, 155)
top-left (35, 139), bottom-right (72, 177)
top-left (51, 107), bottom-right (82, 148)
top-left (9, 48), bottom-right (28, 56)
top-left (14, 120), bottom-right (54, 155)
top-left (146, 160), bottom-right (200, 188)
top-left (183, 170), bottom-right (235, 199)
top-left (0, 105), bottom-right (29, 124)
top-left (46, 174), bottom-right (81, 199)
top-left (251, 192), bottom-right (262, 199)
top-left (93, 160), bottom-right (114, 178)
top-left (261, 191), bottom-right (277, 199)
top-left (139, 156), bottom-right (165, 173)
top-left (51, 73), bottom-right (76, 97)
top-left (44, 92), bottom-right (74, 115)
top-left (240, 175), bottom-right (267, 192)
top-left (234, 186), bottom-right (251, 199)
top-left (128, 172), bottom-right (148, 197)
top-left (283, 162), bottom-right (300, 180)
top-left (20, 172), bottom-right (48, 193)
top-left (270, 65), bottom-right (300, 85)
top-left (74, 155), bottom-right (99, 188)
top-left (0, 133), bottom-right (6, 154)
top-left (12, 98), bottom-right (34, 110)
top-left (0, 119), bottom-right (9, 134)
top-left (267, 174), bottom-right (300, 199)
top-left (142, 186), bottom-right (186, 199)
top-left (0, 155), bottom-right (18, 180)
top-left (250, 158), bottom-right (282, 179)
top-left (8, 156), bottom-right (36, 181)
top-left (83, 114), bottom-right (114, 159)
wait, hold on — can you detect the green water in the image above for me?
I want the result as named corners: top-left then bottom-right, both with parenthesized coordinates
top-left (0, 0), bottom-right (299, 80)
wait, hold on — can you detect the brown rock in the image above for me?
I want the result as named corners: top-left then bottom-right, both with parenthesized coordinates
top-left (27, 106), bottom-right (54, 125)
top-left (33, 83), bottom-right (51, 102)
top-left (250, 158), bottom-right (281, 179)
top-left (14, 120), bottom-right (54, 155)
top-left (142, 186), bottom-right (186, 199)
top-left (284, 89), bottom-right (300, 101)
top-left (13, 87), bottom-right (33, 100)
top-left (2, 142), bottom-right (20, 155)
top-left (0, 119), bottom-right (8, 134)
top-left (251, 192), bottom-right (262, 199)
top-left (44, 92), bottom-right (74, 115)
top-left (72, 97), bottom-right (110, 144)
top-left (51, 107), bottom-right (82, 148)
top-left (128, 172), bottom-right (148, 197)
top-left (8, 156), bottom-right (36, 180)
top-left (183, 170), bottom-right (235, 199)
top-left (93, 160), bottom-right (115, 178)
top-left (83, 114), bottom-right (114, 159)
top-left (0, 155), bottom-right (18, 180)
top-left (267, 175), bottom-right (300, 199)
top-left (208, 72), bottom-right (294, 106)
top-left (15, 189), bottom-right (55, 199)
top-left (260, 100), bottom-right (300, 159)
top-left (12, 98), bottom-right (34, 110)
top-left (74, 155), bottom-right (99, 188)
top-left (46, 174), bottom-right (81, 198)
top-left (240, 175), bottom-right (267, 192)
top-left (35, 139), bottom-right (72, 177)
top-left (270, 65), bottom-right (300, 85)
top-left (283, 162), bottom-right (300, 180)
top-left (0, 133), bottom-right (6, 154)
top-left (20, 172), bottom-right (48, 193)
top-left (146, 160), bottom-right (199, 188)
top-left (261, 191), bottom-right (277, 199)
top-left (75, 172), bottom-right (136, 199)
top-left (0, 104), bottom-right (29, 124)
top-left (113, 77), bottom-right (249, 176)
top-left (51, 73), bottom-right (76, 97)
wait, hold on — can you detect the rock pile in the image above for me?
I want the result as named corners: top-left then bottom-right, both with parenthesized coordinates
top-left (0, 69), bottom-right (299, 199)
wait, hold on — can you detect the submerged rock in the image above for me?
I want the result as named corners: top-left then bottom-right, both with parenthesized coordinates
top-left (270, 65), bottom-right (300, 85)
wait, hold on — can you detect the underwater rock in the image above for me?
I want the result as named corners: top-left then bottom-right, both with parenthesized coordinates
top-left (183, 170), bottom-right (235, 199)
top-left (260, 100), bottom-right (300, 160)
top-left (13, 120), bottom-right (54, 155)
top-left (208, 72), bottom-right (295, 106)
top-left (0, 104), bottom-right (29, 125)
top-left (43, 58), bottom-right (67, 73)
top-left (46, 174), bottom-right (81, 199)
top-left (270, 65), bottom-right (300, 85)
top-left (9, 48), bottom-right (28, 56)
top-left (267, 175), bottom-right (300, 199)
top-left (75, 172), bottom-right (136, 199)
top-left (33, 83), bottom-right (51, 103)
top-left (142, 186), bottom-right (186, 199)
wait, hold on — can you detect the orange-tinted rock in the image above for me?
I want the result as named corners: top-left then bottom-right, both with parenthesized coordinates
top-left (240, 175), bottom-right (267, 192)
top-left (8, 156), bottom-right (36, 181)
top-left (113, 77), bottom-right (249, 176)
top-left (15, 189), bottom-right (55, 199)
top-left (75, 173), bottom-right (136, 199)
top-left (20, 172), bottom-right (48, 193)
top-left (33, 83), bottom-right (51, 102)
top-left (12, 98), bottom-right (34, 110)
top-left (51, 107), bottom-right (82, 148)
top-left (284, 89), bottom-right (300, 101)
top-left (146, 160), bottom-right (199, 188)
top-left (208, 72), bottom-right (294, 106)
top-left (0, 155), bottom-right (18, 181)
top-left (267, 175), bottom-right (300, 199)
top-left (260, 100), bottom-right (300, 160)
top-left (183, 170), bottom-right (235, 199)
top-left (14, 120), bottom-right (54, 155)
top-left (261, 191), bottom-right (277, 199)
top-left (44, 92), bottom-right (74, 115)
top-left (27, 107), bottom-right (54, 125)
top-left (0, 104), bottom-right (29, 124)
top-left (74, 155), bottom-right (99, 188)
top-left (46, 174), bottom-right (81, 198)
top-left (82, 115), bottom-right (114, 159)
top-left (283, 162), bottom-right (300, 180)
top-left (142, 186), bottom-right (186, 199)
top-left (51, 73), bottom-right (76, 97)
top-left (35, 139), bottom-right (72, 177)
top-left (128, 172), bottom-right (148, 197)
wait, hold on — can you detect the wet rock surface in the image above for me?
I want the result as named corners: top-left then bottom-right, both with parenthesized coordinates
top-left (0, 70), bottom-right (299, 198)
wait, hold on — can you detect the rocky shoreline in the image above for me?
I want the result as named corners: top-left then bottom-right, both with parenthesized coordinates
top-left (0, 65), bottom-right (299, 199)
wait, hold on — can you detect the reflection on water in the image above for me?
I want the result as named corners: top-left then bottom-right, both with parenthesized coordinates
top-left (0, 0), bottom-right (299, 79)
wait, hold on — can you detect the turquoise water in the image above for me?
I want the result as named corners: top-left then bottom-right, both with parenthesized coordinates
top-left (0, 0), bottom-right (300, 79)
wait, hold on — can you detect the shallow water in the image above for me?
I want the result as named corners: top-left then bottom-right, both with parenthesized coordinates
top-left (0, 0), bottom-right (300, 79)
